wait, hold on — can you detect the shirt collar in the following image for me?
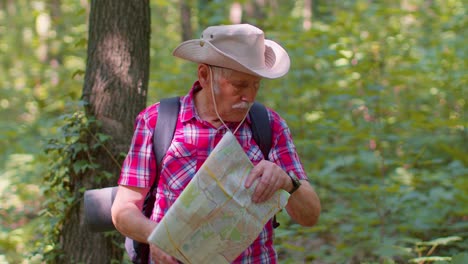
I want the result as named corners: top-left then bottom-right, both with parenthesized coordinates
top-left (180, 81), bottom-right (200, 123)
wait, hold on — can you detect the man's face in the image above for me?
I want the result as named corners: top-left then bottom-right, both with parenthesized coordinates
top-left (212, 67), bottom-right (262, 122)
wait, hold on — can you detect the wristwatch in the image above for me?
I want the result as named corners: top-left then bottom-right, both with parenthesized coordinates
top-left (287, 171), bottom-right (301, 194)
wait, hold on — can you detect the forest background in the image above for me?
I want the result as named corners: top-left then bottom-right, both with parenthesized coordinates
top-left (0, 0), bottom-right (466, 263)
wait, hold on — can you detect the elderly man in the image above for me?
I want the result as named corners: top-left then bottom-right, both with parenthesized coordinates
top-left (112, 24), bottom-right (321, 264)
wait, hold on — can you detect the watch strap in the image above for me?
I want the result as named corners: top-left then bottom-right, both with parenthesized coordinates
top-left (288, 171), bottom-right (301, 194)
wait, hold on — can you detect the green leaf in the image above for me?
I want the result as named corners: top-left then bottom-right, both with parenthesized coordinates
top-left (409, 256), bottom-right (451, 263)
top-left (71, 69), bottom-right (85, 79)
top-left (96, 133), bottom-right (111, 142)
top-left (416, 236), bottom-right (462, 247)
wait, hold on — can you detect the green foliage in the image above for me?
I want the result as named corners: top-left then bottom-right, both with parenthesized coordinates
top-left (32, 110), bottom-right (120, 263)
top-left (269, 0), bottom-right (467, 262)
top-left (1, 0), bottom-right (467, 263)
top-left (34, 111), bottom-right (103, 261)
top-left (0, 1), bottom-right (87, 262)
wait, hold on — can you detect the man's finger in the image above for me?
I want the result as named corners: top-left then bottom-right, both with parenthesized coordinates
top-left (245, 161), bottom-right (265, 188)
top-left (252, 170), bottom-right (273, 202)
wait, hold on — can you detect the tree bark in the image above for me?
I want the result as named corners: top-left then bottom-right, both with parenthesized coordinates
top-left (58, 1), bottom-right (150, 263)
top-left (49, 0), bottom-right (63, 64)
top-left (244, 0), bottom-right (266, 22)
top-left (303, 0), bottom-right (312, 30)
top-left (180, 0), bottom-right (193, 41)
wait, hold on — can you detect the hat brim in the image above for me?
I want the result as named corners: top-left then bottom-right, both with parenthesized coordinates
top-left (173, 39), bottom-right (290, 79)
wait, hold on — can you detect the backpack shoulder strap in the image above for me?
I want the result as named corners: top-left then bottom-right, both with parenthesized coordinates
top-left (249, 102), bottom-right (280, 228)
top-left (135, 97), bottom-right (181, 264)
top-left (142, 96), bottom-right (180, 217)
top-left (153, 97), bottom-right (181, 170)
top-left (249, 102), bottom-right (272, 159)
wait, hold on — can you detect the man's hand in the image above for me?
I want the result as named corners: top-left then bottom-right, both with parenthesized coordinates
top-left (244, 160), bottom-right (291, 203)
top-left (150, 244), bottom-right (179, 264)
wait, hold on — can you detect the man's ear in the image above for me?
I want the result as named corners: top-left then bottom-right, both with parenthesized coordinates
top-left (198, 64), bottom-right (210, 88)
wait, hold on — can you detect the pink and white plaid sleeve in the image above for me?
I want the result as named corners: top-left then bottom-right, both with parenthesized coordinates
top-left (118, 103), bottom-right (159, 188)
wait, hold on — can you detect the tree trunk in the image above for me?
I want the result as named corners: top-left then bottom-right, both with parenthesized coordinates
top-left (49, 0), bottom-right (63, 64)
top-left (180, 0), bottom-right (193, 41)
top-left (58, 1), bottom-right (150, 263)
top-left (242, 0), bottom-right (266, 26)
top-left (303, 0), bottom-right (312, 30)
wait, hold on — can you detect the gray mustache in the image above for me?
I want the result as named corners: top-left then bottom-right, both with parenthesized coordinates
top-left (232, 101), bottom-right (254, 109)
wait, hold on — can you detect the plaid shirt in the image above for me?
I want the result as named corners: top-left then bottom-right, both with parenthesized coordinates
top-left (119, 82), bottom-right (307, 264)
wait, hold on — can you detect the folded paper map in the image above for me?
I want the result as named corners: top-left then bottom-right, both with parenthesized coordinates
top-left (147, 131), bottom-right (290, 263)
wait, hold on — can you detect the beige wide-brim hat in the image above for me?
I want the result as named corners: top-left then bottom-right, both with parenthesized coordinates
top-left (173, 24), bottom-right (290, 79)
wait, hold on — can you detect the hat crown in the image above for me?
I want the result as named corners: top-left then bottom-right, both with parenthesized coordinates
top-left (201, 24), bottom-right (265, 68)
top-left (173, 23), bottom-right (290, 79)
